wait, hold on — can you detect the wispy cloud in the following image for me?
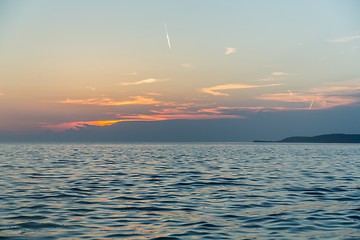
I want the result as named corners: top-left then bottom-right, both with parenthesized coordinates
top-left (121, 78), bottom-right (167, 85)
top-left (181, 63), bottom-right (194, 68)
top-left (121, 72), bottom-right (138, 76)
top-left (258, 79), bottom-right (360, 109)
top-left (164, 22), bottom-right (172, 49)
top-left (41, 120), bottom-right (123, 132)
top-left (45, 104), bottom-right (245, 131)
top-left (272, 72), bottom-right (290, 76)
top-left (85, 86), bottom-right (96, 91)
top-left (116, 107), bottom-right (243, 122)
top-left (309, 100), bottom-right (314, 110)
top-left (58, 96), bottom-right (160, 106)
top-left (328, 35), bottom-right (360, 43)
top-left (308, 85), bottom-right (360, 94)
top-left (258, 71), bottom-right (292, 82)
top-left (146, 92), bottom-right (163, 96)
top-left (259, 92), bottom-right (357, 109)
top-left (202, 83), bottom-right (282, 96)
top-left (225, 47), bottom-right (236, 55)
top-left (198, 106), bottom-right (299, 113)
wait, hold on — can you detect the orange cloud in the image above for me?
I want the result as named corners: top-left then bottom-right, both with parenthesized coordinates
top-left (44, 107), bottom-right (244, 132)
top-left (59, 96), bottom-right (160, 106)
top-left (41, 120), bottom-right (123, 132)
top-left (114, 114), bottom-right (167, 121)
top-left (113, 106), bottom-right (244, 122)
top-left (150, 107), bottom-right (243, 120)
top-left (121, 78), bottom-right (167, 85)
top-left (116, 113), bottom-right (242, 121)
top-left (202, 83), bottom-right (282, 96)
top-left (197, 108), bottom-right (223, 114)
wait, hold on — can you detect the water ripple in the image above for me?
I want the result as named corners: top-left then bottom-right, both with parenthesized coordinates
top-left (0, 143), bottom-right (359, 239)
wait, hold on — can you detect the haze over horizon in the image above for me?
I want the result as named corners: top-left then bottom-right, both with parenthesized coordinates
top-left (1, 0), bottom-right (360, 141)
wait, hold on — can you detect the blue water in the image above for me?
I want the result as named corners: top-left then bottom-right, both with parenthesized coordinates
top-left (0, 143), bottom-right (359, 239)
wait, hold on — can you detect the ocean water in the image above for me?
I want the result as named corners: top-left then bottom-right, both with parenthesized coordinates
top-left (0, 143), bottom-right (359, 240)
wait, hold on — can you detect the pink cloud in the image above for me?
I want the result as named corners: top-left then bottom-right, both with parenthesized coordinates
top-left (257, 78), bottom-right (360, 109)
top-left (121, 78), bottom-right (167, 85)
top-left (40, 120), bottom-right (123, 132)
top-left (202, 83), bottom-right (282, 96)
top-left (58, 96), bottom-right (160, 106)
top-left (259, 92), bottom-right (358, 110)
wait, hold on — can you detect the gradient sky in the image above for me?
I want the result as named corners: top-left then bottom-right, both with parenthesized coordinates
top-left (1, 0), bottom-right (360, 137)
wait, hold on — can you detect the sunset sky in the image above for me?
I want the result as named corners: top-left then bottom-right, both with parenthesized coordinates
top-left (1, 0), bottom-right (360, 140)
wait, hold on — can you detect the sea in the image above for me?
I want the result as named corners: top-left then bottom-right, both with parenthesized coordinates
top-left (0, 143), bottom-right (359, 239)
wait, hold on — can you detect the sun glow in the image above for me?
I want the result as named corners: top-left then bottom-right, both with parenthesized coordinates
top-left (41, 120), bottom-right (124, 132)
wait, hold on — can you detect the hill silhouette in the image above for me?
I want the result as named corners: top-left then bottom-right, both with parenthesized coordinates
top-left (255, 134), bottom-right (360, 143)
top-left (281, 134), bottom-right (360, 143)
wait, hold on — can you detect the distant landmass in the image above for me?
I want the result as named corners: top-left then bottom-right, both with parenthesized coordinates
top-left (254, 134), bottom-right (360, 143)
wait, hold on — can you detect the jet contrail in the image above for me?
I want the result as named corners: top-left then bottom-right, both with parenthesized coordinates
top-left (309, 100), bottom-right (314, 109)
top-left (164, 23), bottom-right (171, 49)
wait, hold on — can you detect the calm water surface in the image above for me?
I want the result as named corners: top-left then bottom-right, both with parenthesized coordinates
top-left (0, 143), bottom-right (359, 239)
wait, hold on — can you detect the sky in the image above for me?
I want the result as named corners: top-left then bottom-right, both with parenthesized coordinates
top-left (0, 0), bottom-right (360, 141)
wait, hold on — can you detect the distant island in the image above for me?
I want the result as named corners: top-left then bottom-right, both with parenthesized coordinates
top-left (254, 134), bottom-right (360, 143)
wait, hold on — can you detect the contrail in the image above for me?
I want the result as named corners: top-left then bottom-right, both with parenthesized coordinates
top-left (309, 100), bottom-right (314, 109)
top-left (164, 23), bottom-right (171, 49)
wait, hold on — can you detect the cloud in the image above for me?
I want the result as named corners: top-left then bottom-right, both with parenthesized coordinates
top-left (116, 108), bottom-right (243, 122)
top-left (41, 120), bottom-right (123, 132)
top-left (272, 72), bottom-right (290, 76)
top-left (258, 79), bottom-right (360, 109)
top-left (142, 113), bottom-right (241, 121)
top-left (198, 106), bottom-right (298, 113)
top-left (308, 85), bottom-right (360, 94)
top-left (258, 71), bottom-right (292, 81)
top-left (58, 96), bottom-right (194, 110)
top-left (85, 86), bottom-right (96, 91)
top-left (44, 103), bottom-right (245, 131)
top-left (328, 35), bottom-right (360, 43)
top-left (225, 47), bottom-right (236, 55)
top-left (259, 92), bottom-right (357, 109)
top-left (58, 96), bottom-right (160, 106)
top-left (164, 22), bottom-right (172, 49)
top-left (201, 83), bottom-right (282, 96)
top-left (121, 78), bottom-right (167, 85)
top-left (146, 92), bottom-right (163, 96)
